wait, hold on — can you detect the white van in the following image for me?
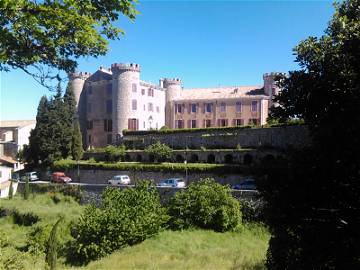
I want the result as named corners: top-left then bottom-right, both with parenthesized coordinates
top-left (108, 175), bottom-right (131, 185)
top-left (24, 172), bottom-right (39, 181)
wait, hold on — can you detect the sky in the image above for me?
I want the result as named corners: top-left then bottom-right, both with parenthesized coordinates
top-left (0, 0), bottom-right (335, 120)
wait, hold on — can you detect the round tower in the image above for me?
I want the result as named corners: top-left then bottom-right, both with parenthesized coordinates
top-left (111, 63), bottom-right (141, 141)
top-left (68, 72), bottom-right (91, 107)
top-left (263, 72), bottom-right (285, 106)
top-left (163, 78), bottom-right (182, 128)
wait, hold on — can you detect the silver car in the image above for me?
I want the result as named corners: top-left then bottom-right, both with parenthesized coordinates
top-left (108, 175), bottom-right (131, 185)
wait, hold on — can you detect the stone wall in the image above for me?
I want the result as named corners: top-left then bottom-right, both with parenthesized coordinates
top-left (65, 169), bottom-right (253, 186)
top-left (123, 125), bottom-right (310, 150)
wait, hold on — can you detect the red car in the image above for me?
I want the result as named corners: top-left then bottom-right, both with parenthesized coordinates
top-left (51, 172), bottom-right (72, 183)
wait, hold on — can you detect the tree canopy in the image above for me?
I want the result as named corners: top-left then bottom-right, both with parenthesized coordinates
top-left (262, 0), bottom-right (360, 268)
top-left (0, 0), bottom-right (138, 86)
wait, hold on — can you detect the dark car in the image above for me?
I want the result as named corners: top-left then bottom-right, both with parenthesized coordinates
top-left (232, 179), bottom-right (256, 190)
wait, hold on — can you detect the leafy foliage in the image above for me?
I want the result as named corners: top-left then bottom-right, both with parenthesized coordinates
top-left (264, 1), bottom-right (360, 268)
top-left (0, 0), bottom-right (138, 87)
top-left (168, 178), bottom-right (242, 232)
top-left (69, 181), bottom-right (168, 264)
top-left (24, 84), bottom-right (81, 167)
top-left (53, 159), bottom-right (248, 174)
top-left (71, 120), bottom-right (83, 161)
top-left (103, 145), bottom-right (126, 162)
top-left (145, 141), bottom-right (173, 162)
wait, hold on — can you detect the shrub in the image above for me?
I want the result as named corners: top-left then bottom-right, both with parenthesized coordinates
top-left (168, 178), bottom-right (242, 232)
top-left (239, 199), bottom-right (265, 223)
top-left (46, 217), bottom-right (63, 270)
top-left (103, 145), bottom-right (125, 162)
top-left (145, 141), bottom-right (173, 162)
top-left (12, 210), bottom-right (40, 226)
top-left (69, 181), bottom-right (168, 265)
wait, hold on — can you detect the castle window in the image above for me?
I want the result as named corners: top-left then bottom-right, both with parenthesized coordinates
top-left (128, 118), bottom-right (139, 131)
top-left (218, 119), bottom-right (228, 127)
top-left (148, 103), bottom-right (153, 112)
top-left (106, 84), bottom-right (112, 95)
top-left (249, 119), bottom-right (259, 125)
top-left (156, 106), bottom-right (160, 113)
top-left (107, 134), bottom-right (112, 144)
top-left (234, 119), bottom-right (244, 126)
top-left (191, 103), bottom-right (197, 113)
top-left (175, 120), bottom-right (184, 129)
top-left (205, 119), bottom-right (211, 128)
top-left (220, 102), bottom-right (226, 112)
top-left (176, 104), bottom-right (182, 113)
top-left (251, 101), bottom-right (258, 112)
top-left (87, 120), bottom-right (93, 130)
top-left (132, 99), bottom-right (137, 110)
top-left (205, 103), bottom-right (213, 113)
top-left (104, 119), bottom-right (112, 132)
top-left (132, 83), bottom-right (137, 93)
top-left (143, 104), bottom-right (146, 111)
top-left (143, 121), bottom-right (145, 128)
top-left (147, 88), bottom-right (154, 97)
top-left (141, 89), bottom-right (145, 95)
top-left (236, 102), bottom-right (242, 112)
top-left (190, 120), bottom-right (197, 128)
top-left (106, 100), bottom-right (112, 113)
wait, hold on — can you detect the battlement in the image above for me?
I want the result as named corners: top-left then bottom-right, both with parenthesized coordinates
top-left (68, 71), bottom-right (92, 80)
top-left (111, 63), bottom-right (141, 72)
top-left (263, 72), bottom-right (286, 80)
top-left (163, 78), bottom-right (182, 86)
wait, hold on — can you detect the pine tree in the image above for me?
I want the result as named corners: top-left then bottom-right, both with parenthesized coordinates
top-left (71, 121), bottom-right (83, 161)
top-left (62, 84), bottom-right (78, 158)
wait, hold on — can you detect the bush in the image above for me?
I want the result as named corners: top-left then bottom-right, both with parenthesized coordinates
top-left (168, 178), bottom-right (242, 232)
top-left (103, 145), bottom-right (125, 162)
top-left (69, 181), bottom-right (168, 265)
top-left (12, 210), bottom-right (40, 226)
top-left (145, 141), bottom-right (173, 162)
top-left (239, 199), bottom-right (265, 223)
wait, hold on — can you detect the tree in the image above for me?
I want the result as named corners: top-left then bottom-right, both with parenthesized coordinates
top-left (145, 141), bottom-right (173, 162)
top-left (0, 0), bottom-right (138, 87)
top-left (45, 217), bottom-right (63, 270)
top-left (8, 180), bottom-right (13, 199)
top-left (71, 121), bottom-right (83, 161)
top-left (23, 176), bottom-right (30, 200)
top-left (262, 1), bottom-right (360, 268)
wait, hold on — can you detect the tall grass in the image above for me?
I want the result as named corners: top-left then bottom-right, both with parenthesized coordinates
top-left (73, 225), bottom-right (269, 270)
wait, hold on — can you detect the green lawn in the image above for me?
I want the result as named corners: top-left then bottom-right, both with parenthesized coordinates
top-left (1, 193), bottom-right (269, 270)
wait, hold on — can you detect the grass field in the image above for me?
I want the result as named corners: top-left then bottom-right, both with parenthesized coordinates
top-left (1, 193), bottom-right (269, 270)
top-left (72, 226), bottom-right (269, 270)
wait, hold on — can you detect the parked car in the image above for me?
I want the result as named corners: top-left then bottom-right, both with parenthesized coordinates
top-left (158, 178), bottom-right (186, 188)
top-left (108, 175), bottom-right (131, 185)
top-left (52, 172), bottom-right (72, 183)
top-left (23, 172), bottom-right (39, 181)
top-left (232, 178), bottom-right (256, 190)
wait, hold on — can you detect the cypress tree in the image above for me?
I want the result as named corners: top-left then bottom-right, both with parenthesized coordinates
top-left (46, 217), bottom-right (63, 270)
top-left (62, 84), bottom-right (77, 158)
top-left (8, 180), bottom-right (13, 199)
top-left (71, 120), bottom-right (83, 161)
top-left (24, 176), bottom-right (30, 200)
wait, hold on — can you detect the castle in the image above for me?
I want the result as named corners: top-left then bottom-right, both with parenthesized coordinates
top-left (69, 63), bottom-right (282, 148)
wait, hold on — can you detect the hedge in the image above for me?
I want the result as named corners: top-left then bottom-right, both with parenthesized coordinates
top-left (53, 160), bottom-right (250, 174)
top-left (122, 121), bottom-right (305, 136)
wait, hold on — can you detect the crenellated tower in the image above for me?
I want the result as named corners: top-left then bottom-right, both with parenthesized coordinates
top-left (111, 63), bottom-right (141, 141)
top-left (163, 78), bottom-right (182, 128)
top-left (263, 72), bottom-right (285, 107)
top-left (68, 72), bottom-right (91, 107)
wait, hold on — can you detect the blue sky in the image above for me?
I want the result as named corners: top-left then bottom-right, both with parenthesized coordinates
top-left (0, 0), bottom-right (334, 120)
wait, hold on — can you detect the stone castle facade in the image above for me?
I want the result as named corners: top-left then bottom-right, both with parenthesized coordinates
top-left (69, 63), bottom-right (282, 148)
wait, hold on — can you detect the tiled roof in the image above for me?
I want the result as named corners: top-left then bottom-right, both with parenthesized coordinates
top-left (174, 85), bottom-right (267, 101)
top-left (0, 156), bottom-right (17, 164)
top-left (0, 120), bottom-right (36, 128)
